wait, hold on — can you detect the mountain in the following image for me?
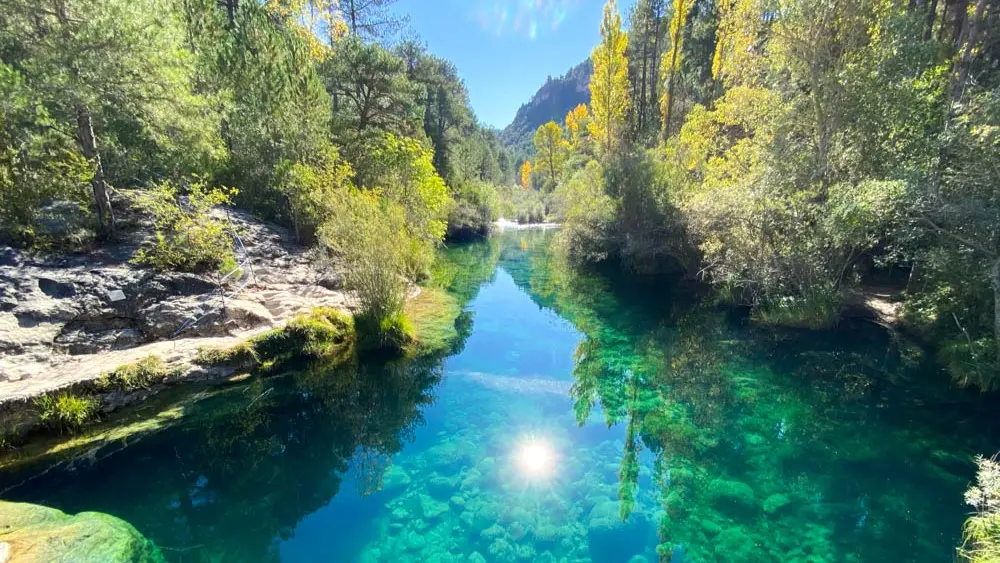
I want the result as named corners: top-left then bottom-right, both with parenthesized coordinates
top-left (500, 59), bottom-right (592, 153)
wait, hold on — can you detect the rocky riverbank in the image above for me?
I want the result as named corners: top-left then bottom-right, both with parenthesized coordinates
top-left (0, 208), bottom-right (352, 440)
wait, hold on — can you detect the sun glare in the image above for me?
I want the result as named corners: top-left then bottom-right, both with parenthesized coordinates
top-left (516, 436), bottom-right (556, 478)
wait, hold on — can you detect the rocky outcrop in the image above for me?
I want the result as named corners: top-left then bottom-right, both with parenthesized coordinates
top-left (0, 208), bottom-right (351, 405)
top-left (0, 501), bottom-right (163, 562)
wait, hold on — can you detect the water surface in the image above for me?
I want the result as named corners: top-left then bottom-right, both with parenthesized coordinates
top-left (3, 230), bottom-right (999, 562)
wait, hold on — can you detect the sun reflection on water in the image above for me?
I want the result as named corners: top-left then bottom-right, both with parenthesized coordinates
top-left (515, 435), bottom-right (557, 479)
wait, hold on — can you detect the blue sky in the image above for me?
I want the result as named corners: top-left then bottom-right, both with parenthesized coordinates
top-left (392, 0), bottom-right (636, 130)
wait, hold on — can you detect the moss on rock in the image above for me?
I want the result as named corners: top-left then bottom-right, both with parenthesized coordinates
top-left (0, 501), bottom-right (164, 562)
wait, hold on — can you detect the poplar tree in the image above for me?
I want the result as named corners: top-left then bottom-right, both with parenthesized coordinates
top-left (533, 121), bottom-right (569, 187)
top-left (588, 0), bottom-right (631, 155)
top-left (660, 0), bottom-right (694, 138)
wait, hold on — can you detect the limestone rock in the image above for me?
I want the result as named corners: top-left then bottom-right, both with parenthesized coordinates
top-left (0, 501), bottom-right (163, 562)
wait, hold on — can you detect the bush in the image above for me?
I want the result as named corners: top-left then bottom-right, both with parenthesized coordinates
top-left (276, 144), bottom-right (353, 244)
top-left (554, 161), bottom-right (616, 264)
top-left (320, 187), bottom-right (415, 351)
top-left (498, 184), bottom-right (549, 224)
top-left (96, 356), bottom-right (170, 392)
top-left (250, 307), bottom-right (355, 363)
top-left (961, 455), bottom-right (1000, 562)
top-left (33, 393), bottom-right (99, 434)
top-left (132, 181), bottom-right (237, 273)
top-left (447, 180), bottom-right (500, 240)
top-left (0, 64), bottom-right (92, 247)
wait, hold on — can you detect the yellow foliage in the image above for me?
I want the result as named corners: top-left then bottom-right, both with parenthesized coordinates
top-left (565, 103), bottom-right (590, 149)
top-left (533, 121), bottom-right (569, 183)
top-left (520, 160), bottom-right (533, 190)
top-left (712, 0), bottom-right (766, 86)
top-left (588, 0), bottom-right (631, 154)
top-left (660, 0), bottom-right (694, 136)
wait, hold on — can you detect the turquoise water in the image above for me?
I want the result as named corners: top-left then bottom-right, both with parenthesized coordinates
top-left (3, 230), bottom-right (1000, 562)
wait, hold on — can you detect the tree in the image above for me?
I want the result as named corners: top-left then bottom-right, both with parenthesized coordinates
top-left (520, 160), bottom-right (533, 190)
top-left (533, 121), bottom-right (569, 187)
top-left (712, 0), bottom-right (766, 87)
top-left (1, 0), bottom-right (220, 239)
top-left (627, 0), bottom-right (667, 142)
top-left (660, 0), bottom-right (694, 138)
top-left (342, 0), bottom-right (407, 41)
top-left (589, 0), bottom-right (632, 155)
top-left (322, 37), bottom-right (421, 147)
top-left (565, 103), bottom-right (591, 151)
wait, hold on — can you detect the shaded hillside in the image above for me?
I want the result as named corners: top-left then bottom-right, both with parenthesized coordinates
top-left (500, 60), bottom-right (592, 153)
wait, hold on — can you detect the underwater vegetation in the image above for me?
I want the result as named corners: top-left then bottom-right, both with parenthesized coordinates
top-left (1, 230), bottom-right (998, 562)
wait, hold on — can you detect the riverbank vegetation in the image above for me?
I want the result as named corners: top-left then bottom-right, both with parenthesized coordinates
top-left (0, 0), bottom-right (518, 351)
top-left (517, 0), bottom-right (1000, 390)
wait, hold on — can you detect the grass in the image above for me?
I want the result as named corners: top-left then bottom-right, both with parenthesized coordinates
top-left (752, 290), bottom-right (843, 330)
top-left (96, 356), bottom-right (170, 392)
top-left (354, 310), bottom-right (415, 354)
top-left (195, 341), bottom-right (259, 369)
top-left (961, 455), bottom-right (1000, 562)
top-left (197, 307), bottom-right (356, 369)
top-left (33, 393), bottom-right (100, 434)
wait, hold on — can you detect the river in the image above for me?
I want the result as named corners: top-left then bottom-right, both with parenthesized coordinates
top-left (2, 229), bottom-right (999, 562)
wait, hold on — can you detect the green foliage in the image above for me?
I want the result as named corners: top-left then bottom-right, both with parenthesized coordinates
top-left (339, 134), bottom-right (452, 280)
top-left (253, 307), bottom-right (355, 363)
top-left (33, 393), bottom-right (99, 434)
top-left (321, 187), bottom-right (409, 323)
top-left (132, 181), bottom-right (236, 273)
top-left (0, 64), bottom-right (92, 247)
top-left (97, 356), bottom-right (170, 392)
top-left (447, 180), bottom-right (500, 240)
top-left (751, 287), bottom-right (843, 330)
top-left (961, 455), bottom-right (1000, 562)
top-left (355, 310), bottom-right (415, 354)
top-left (276, 144), bottom-right (354, 244)
top-left (498, 185), bottom-right (548, 224)
top-left (554, 161), bottom-right (616, 264)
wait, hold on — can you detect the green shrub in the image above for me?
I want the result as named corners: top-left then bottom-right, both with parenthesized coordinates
top-left (960, 455), bottom-right (1000, 562)
top-left (320, 187), bottom-right (412, 349)
top-left (96, 356), bottom-right (170, 392)
top-left (0, 64), bottom-right (93, 248)
top-left (33, 393), bottom-right (99, 433)
top-left (252, 307), bottom-right (355, 363)
top-left (447, 180), bottom-right (500, 240)
top-left (132, 181), bottom-right (236, 273)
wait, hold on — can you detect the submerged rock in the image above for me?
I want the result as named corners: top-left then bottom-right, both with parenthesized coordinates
top-left (707, 479), bottom-right (757, 513)
top-left (0, 501), bottom-right (163, 562)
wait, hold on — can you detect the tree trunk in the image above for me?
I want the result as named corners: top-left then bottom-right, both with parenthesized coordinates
top-left (949, 0), bottom-right (988, 104)
top-left (993, 258), bottom-right (1000, 361)
top-left (76, 105), bottom-right (115, 238)
top-left (924, 0), bottom-right (938, 40)
top-left (222, 0), bottom-right (238, 28)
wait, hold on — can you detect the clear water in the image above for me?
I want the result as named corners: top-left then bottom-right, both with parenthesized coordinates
top-left (3, 230), bottom-right (1000, 562)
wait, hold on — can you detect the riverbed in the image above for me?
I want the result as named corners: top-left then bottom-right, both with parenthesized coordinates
top-left (2, 229), bottom-right (998, 562)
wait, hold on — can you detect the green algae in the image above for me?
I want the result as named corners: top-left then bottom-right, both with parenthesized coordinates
top-left (0, 230), bottom-right (997, 562)
top-left (0, 501), bottom-right (164, 562)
